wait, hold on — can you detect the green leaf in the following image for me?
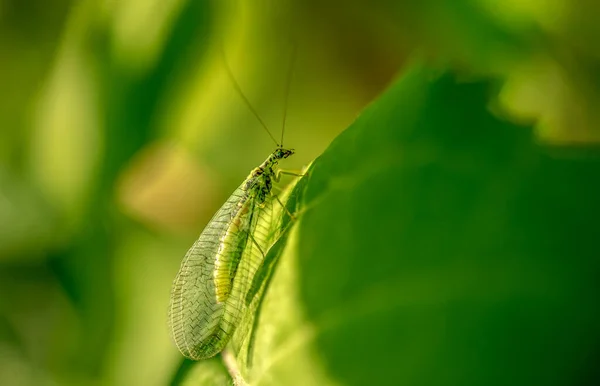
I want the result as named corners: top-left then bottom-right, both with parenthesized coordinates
top-left (175, 65), bottom-right (600, 385)
top-left (174, 357), bottom-right (232, 386)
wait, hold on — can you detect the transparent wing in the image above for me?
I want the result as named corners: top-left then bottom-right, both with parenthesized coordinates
top-left (230, 176), bottom-right (304, 361)
top-left (168, 183), bottom-right (249, 360)
top-left (211, 195), bottom-right (282, 356)
top-left (169, 175), bottom-right (298, 360)
top-left (230, 195), bottom-right (282, 307)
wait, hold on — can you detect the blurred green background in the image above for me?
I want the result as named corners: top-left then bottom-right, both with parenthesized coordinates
top-left (1, 0), bottom-right (600, 385)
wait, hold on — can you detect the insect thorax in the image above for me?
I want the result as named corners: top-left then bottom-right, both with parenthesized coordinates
top-left (244, 168), bottom-right (272, 206)
top-left (242, 148), bottom-right (294, 205)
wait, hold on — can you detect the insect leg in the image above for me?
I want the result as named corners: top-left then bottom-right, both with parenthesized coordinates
top-left (272, 194), bottom-right (297, 221)
top-left (248, 232), bottom-right (267, 260)
top-left (274, 168), bottom-right (306, 182)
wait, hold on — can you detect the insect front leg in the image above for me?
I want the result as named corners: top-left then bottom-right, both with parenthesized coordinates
top-left (273, 168), bottom-right (306, 182)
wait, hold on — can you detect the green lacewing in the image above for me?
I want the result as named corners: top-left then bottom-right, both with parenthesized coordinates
top-left (168, 48), bottom-right (298, 360)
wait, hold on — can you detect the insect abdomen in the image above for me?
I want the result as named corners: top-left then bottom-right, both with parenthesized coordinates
top-left (213, 199), bottom-right (252, 303)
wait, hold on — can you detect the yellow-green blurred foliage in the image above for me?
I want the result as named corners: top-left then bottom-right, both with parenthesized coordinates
top-left (1, 0), bottom-right (600, 385)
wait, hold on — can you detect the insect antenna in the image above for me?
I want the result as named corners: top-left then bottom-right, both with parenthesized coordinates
top-left (220, 46), bottom-right (280, 147)
top-left (280, 43), bottom-right (297, 148)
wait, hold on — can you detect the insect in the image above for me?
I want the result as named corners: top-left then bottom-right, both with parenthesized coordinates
top-left (168, 47), bottom-right (299, 360)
